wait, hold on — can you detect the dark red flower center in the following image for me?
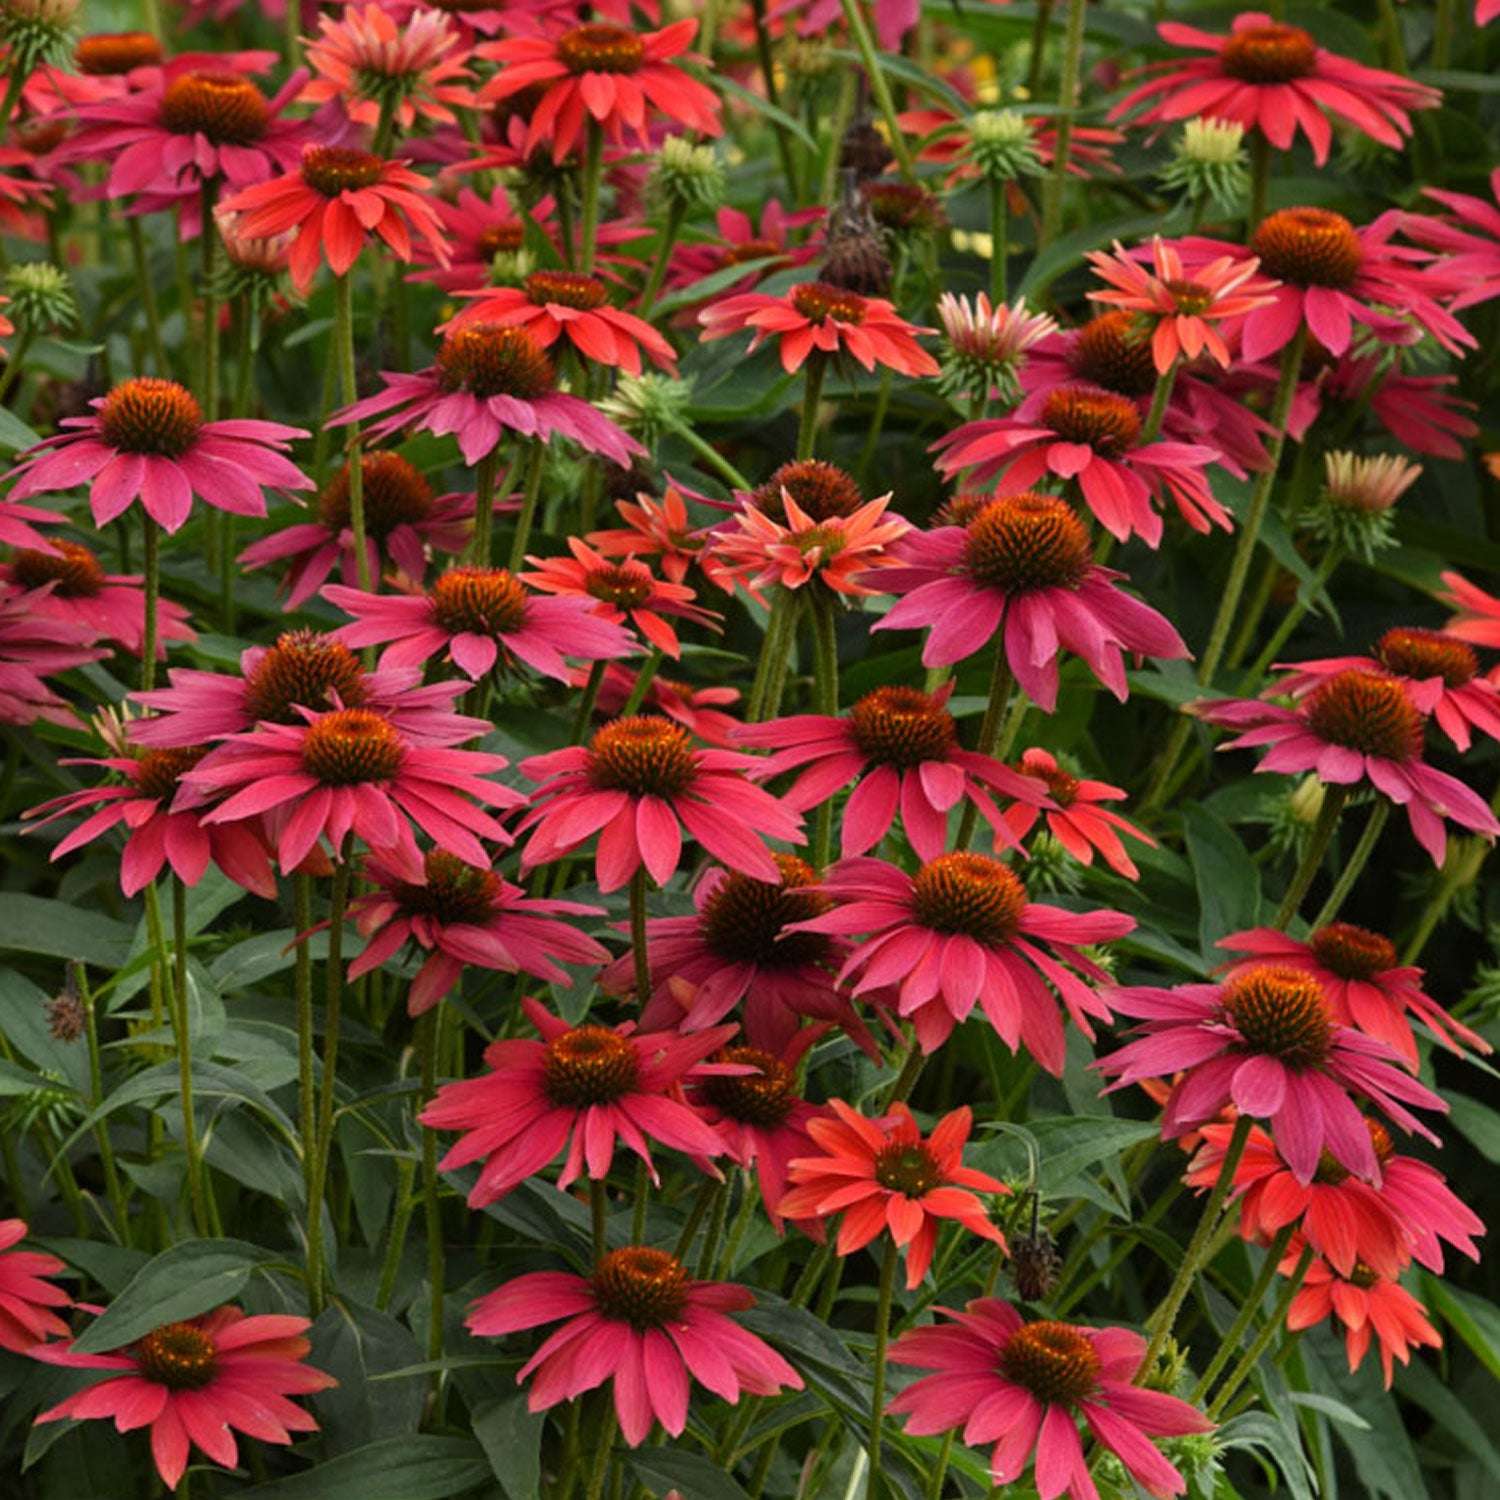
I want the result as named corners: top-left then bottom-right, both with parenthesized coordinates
top-left (430, 566), bottom-right (529, 638)
top-left (317, 452), bottom-right (435, 540)
top-left (134, 745), bottom-right (208, 802)
top-left (588, 714), bottom-right (697, 797)
top-left (848, 686), bottom-right (957, 769)
top-left (873, 1140), bottom-right (944, 1197)
top-left (525, 269), bottom-right (609, 310)
top-left (16, 117), bottom-right (66, 155)
top-left (436, 323), bottom-right (555, 400)
top-left (477, 221), bottom-right (525, 258)
top-left (791, 281), bottom-right (867, 325)
top-left (543, 1025), bottom-right (640, 1107)
top-left (244, 630), bottom-right (369, 724)
top-left (1313, 1117), bottom-right (1394, 1184)
top-left (583, 562), bottom-right (653, 609)
top-left (1070, 313), bottom-right (1158, 398)
top-left (1374, 626), bottom-right (1477, 688)
top-left (75, 30), bottom-right (163, 74)
top-left (11, 540), bottom-right (106, 597)
top-left (964, 491), bottom-right (1093, 594)
top-left (1251, 208), bottom-right (1363, 290)
top-left (998, 1321), bottom-right (1100, 1405)
top-left (935, 490), bottom-right (998, 528)
top-left (723, 237), bottom-right (780, 266)
top-left (698, 853), bottom-right (833, 969)
top-left (301, 145), bottom-right (385, 196)
top-left (752, 459), bottom-right (864, 523)
top-left (557, 23), bottom-right (646, 74)
top-left (1220, 23), bottom-right (1319, 83)
top-left (133, 1321), bottom-right (218, 1390)
top-left (1304, 668), bottom-right (1423, 762)
top-left (590, 1247), bottom-right (689, 1327)
top-left (1308, 922), bottom-right (1397, 981)
top-left (1017, 749), bottom-right (1080, 807)
top-left (863, 180), bottom-right (945, 233)
top-left (97, 377), bottom-right (203, 457)
top-left (911, 852), bottom-right (1027, 946)
top-left (1163, 278), bottom-right (1215, 315)
top-left (1346, 1261), bottom-right (1381, 1289)
top-left (1041, 385), bottom-right (1141, 456)
top-left (393, 848), bottom-right (501, 925)
top-left (1221, 964), bottom-right (1333, 1069)
top-left (300, 708), bottom-right (404, 785)
top-left (160, 71), bottom-right (270, 145)
top-left (698, 1045), bottom-right (799, 1127)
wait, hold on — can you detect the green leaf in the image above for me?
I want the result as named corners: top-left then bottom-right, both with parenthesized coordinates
top-left (1182, 804), bottom-right (1262, 959)
top-left (310, 1301), bottom-right (425, 1457)
top-left (0, 403), bottom-right (42, 452)
top-left (34, 1237), bottom-right (149, 1294)
top-left (71, 1239), bottom-right (276, 1353)
top-left (626, 1449), bottom-right (752, 1500)
top-left (1397, 1357), bottom-right (1500, 1481)
top-left (473, 1393), bottom-right (545, 1500)
top-left (1422, 1276), bottom-right (1500, 1383)
top-left (1286, 1392), bottom-right (1370, 1430)
top-left (0, 1055), bottom-right (47, 1096)
top-left (0, 968), bottom-right (90, 1096)
top-left (712, 74), bottom-right (816, 150)
top-left (236, 1436), bottom-right (491, 1499)
top-left (1444, 1092), bottom-right (1500, 1163)
top-left (972, 1116), bottom-right (1158, 1201)
top-left (0, 893), bottom-right (133, 967)
top-left (650, 255), bottom-right (785, 318)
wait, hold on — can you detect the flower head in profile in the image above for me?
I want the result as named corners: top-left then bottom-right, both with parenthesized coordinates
top-left (1407, 166), bottom-right (1500, 311)
top-left (347, 849), bottom-right (609, 1015)
top-left (0, 1219), bottom-right (70, 1353)
top-left (668, 199), bottom-right (822, 299)
top-left (34, 1306), bottom-right (335, 1492)
top-left (778, 1101), bottom-right (1007, 1288)
top-left (580, 661), bottom-right (742, 747)
top-left (467, 1245), bottom-right (800, 1445)
top-left (1002, 748), bottom-right (1156, 881)
top-left (518, 714), bottom-right (803, 890)
top-left (873, 495), bottom-right (1189, 707)
top-left (477, 18), bottom-right (721, 162)
top-left (1095, 963), bottom-right (1448, 1183)
top-left (1304, 451), bottom-right (1421, 561)
top-left (0, 582), bottom-right (104, 726)
top-left (935, 292), bottom-right (1056, 405)
top-left (1110, 12), bottom-right (1440, 165)
top-left (420, 996), bottom-right (736, 1203)
top-left (699, 280), bottom-right (940, 377)
top-left (5, 377), bottom-right (311, 533)
top-left (888, 1298), bottom-right (1213, 1496)
top-left (587, 485), bottom-right (724, 588)
top-left (1439, 568), bottom-right (1500, 650)
top-left (1195, 668), bottom-right (1500, 864)
top-left (794, 854), bottom-right (1133, 1067)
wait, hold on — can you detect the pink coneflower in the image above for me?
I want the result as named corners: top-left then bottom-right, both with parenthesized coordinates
top-left (699, 280), bottom-right (940, 377)
top-left (934, 384), bottom-right (1228, 543)
top-left (580, 661), bottom-right (742, 747)
top-left (1439, 568), bottom-right (1500, 650)
top-left (668, 199), bottom-right (822, 298)
top-left (1094, 964), bottom-right (1448, 1184)
top-left (1408, 168), bottom-right (1500, 311)
top-left (1285, 1248), bottom-right (1440, 1388)
top-left (734, 684), bottom-right (1048, 861)
top-left (5, 377), bottom-right (311, 534)
top-left (302, 4), bottom-right (475, 133)
top-left (409, 183), bottom-right (557, 292)
top-left (176, 703), bottom-right (525, 874)
top-left (330, 323), bottom-right (642, 467)
top-left (219, 146), bottom-right (451, 295)
top-left (323, 567), bottom-right (633, 682)
top-left (1195, 668), bottom-right (1500, 864)
top-left (1218, 924), bottom-right (1489, 1065)
top-left (448, 270), bottom-right (676, 378)
top-left (887, 1298), bottom-right (1212, 1495)
top-left (934, 292), bottom-right (1057, 404)
top-left (347, 849), bottom-right (607, 1014)
top-left (1002, 748), bottom-right (1156, 881)
top-left (0, 583), bottom-right (106, 726)
top-left (420, 996), bottom-right (735, 1202)
top-left (1272, 628), bottom-right (1500, 754)
top-left (517, 714), bottom-right (803, 890)
top-left (24, 743), bottom-right (276, 898)
top-left (778, 1101), bottom-right (1007, 1288)
top-left (0, 494), bottom-right (65, 551)
top-left (0, 1219), bottom-right (70, 1353)
top-left (129, 629), bottom-right (479, 749)
top-left (34, 1306), bottom-right (336, 1492)
top-left (522, 539), bottom-right (719, 658)
top-left (1085, 236), bottom-right (1277, 373)
top-left (56, 64), bottom-right (316, 198)
top-left (1109, 13), bottom-right (1440, 165)
top-left (467, 1245), bottom-right (801, 1445)
top-left (237, 452), bottom-right (474, 607)
top-left (477, 18), bottom-right (720, 163)
top-left (793, 853), bottom-right (1133, 1067)
top-left (872, 495), bottom-right (1189, 707)
top-left (0, 541), bottom-right (194, 658)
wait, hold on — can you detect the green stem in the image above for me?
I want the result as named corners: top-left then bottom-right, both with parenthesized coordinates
top-left (714, 1172), bottom-right (758, 1278)
top-left (590, 1178), bottom-right (609, 1262)
top-left (629, 867), bottom-right (651, 1009)
top-left (1273, 786), bottom-right (1348, 929)
top-left (1307, 800), bottom-right (1388, 930)
top-left (989, 179), bottom-right (1009, 305)
top-left (419, 1008), bottom-right (445, 1372)
top-left (582, 1401), bottom-right (617, 1500)
top-left (954, 629), bottom-right (1013, 850)
top-left (1139, 360), bottom-right (1178, 445)
top-left (171, 878), bottom-right (210, 1235)
top-left (866, 1239), bottom-right (899, 1500)
top-left (578, 121), bottom-right (605, 275)
top-left (198, 179), bottom-right (220, 421)
top-left (283, 0), bottom-right (300, 68)
top-left (838, 0), bottom-right (915, 179)
top-left (127, 218), bottom-right (170, 374)
top-left (1026, 0), bottom-right (1055, 95)
top-left (0, 70), bottom-right (24, 150)
top-left (332, 274), bottom-right (372, 591)
top-left (630, 1156), bottom-right (650, 1244)
top-left (78, 965), bottom-right (130, 1243)
top-left (1040, 0), bottom-right (1086, 246)
top-left (666, 417), bottom-right (751, 492)
top-left (0, 327), bottom-right (33, 406)
top-left (621, 648), bottom-right (664, 716)
top-left (750, 0), bottom-right (800, 197)
top-left (673, 1178), bottom-right (719, 1261)
top-left (926, 1429), bottom-right (956, 1500)
top-left (1432, 0), bottom-right (1456, 69)
top-left (747, 590), bottom-right (794, 723)
top-left (637, 202), bottom-right (686, 321)
top-left (1188, 1223), bottom-right (1296, 1403)
top-left (469, 447), bottom-right (501, 565)
top-left (375, 1155), bottom-right (416, 1310)
top-left (1207, 1244), bottom-right (1315, 1418)
top-left (1248, 133), bottom-right (1271, 229)
top-left (795, 356), bottom-right (827, 461)
top-left (696, 1178), bottom-right (731, 1277)
top-left (1401, 832), bottom-right (1488, 965)
top-left (140, 514), bottom-right (160, 694)
top-left (808, 587), bottom-right (839, 866)
top-left (1239, 546), bottom-right (1341, 692)
top-left (293, 874), bottom-right (316, 1282)
top-left (506, 441), bottom-right (547, 571)
top-left (571, 660), bottom-right (607, 742)
top-left (855, 370), bottom-right (894, 491)
top-left (307, 859), bottom-right (351, 1312)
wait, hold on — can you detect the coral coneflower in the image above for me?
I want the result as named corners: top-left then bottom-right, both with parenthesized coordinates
top-left (587, 485), bottom-right (726, 588)
top-left (0, 1219), bottom-right (70, 1353)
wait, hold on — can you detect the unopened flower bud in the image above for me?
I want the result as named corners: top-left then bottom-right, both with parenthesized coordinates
top-left (1161, 118), bottom-right (1249, 215)
top-left (597, 372), bottom-right (692, 446)
top-left (4, 262), bottom-right (77, 334)
top-left (652, 135), bottom-right (724, 215)
top-left (1, 0), bottom-right (79, 72)
top-left (967, 109), bottom-right (1042, 183)
top-left (1304, 451), bottom-right (1418, 560)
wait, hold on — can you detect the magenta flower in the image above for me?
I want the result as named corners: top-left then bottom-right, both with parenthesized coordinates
top-left (887, 1299), bottom-right (1212, 1496)
top-left (872, 495), bottom-right (1188, 709)
top-left (330, 323), bottom-right (644, 466)
top-left (324, 567), bottom-right (633, 683)
top-left (1408, 167), bottom-right (1500, 310)
top-left (518, 714), bottom-right (803, 890)
top-left (347, 849), bottom-right (608, 1015)
top-left (420, 996), bottom-right (735, 1204)
top-left (0, 1219), bottom-right (70, 1354)
top-left (1094, 964), bottom-right (1447, 1183)
top-left (1195, 668), bottom-right (1500, 864)
top-left (735, 683), bottom-right (1050, 860)
top-left (792, 853), bottom-right (1134, 1068)
top-left (0, 584), bottom-right (106, 727)
top-left (5, 378), bottom-right (311, 534)
top-left (467, 1246), bottom-right (801, 1446)
top-left (933, 387), bottom-right (1226, 545)
top-left (667, 199), bottom-right (822, 299)
top-left (0, 495), bottom-right (65, 551)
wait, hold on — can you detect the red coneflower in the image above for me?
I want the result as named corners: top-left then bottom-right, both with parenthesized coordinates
top-left (0, 1219), bottom-right (70, 1353)
top-left (1439, 568), bottom-right (1500, 650)
top-left (668, 199), bottom-right (823, 299)
top-left (0, 583), bottom-right (108, 727)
